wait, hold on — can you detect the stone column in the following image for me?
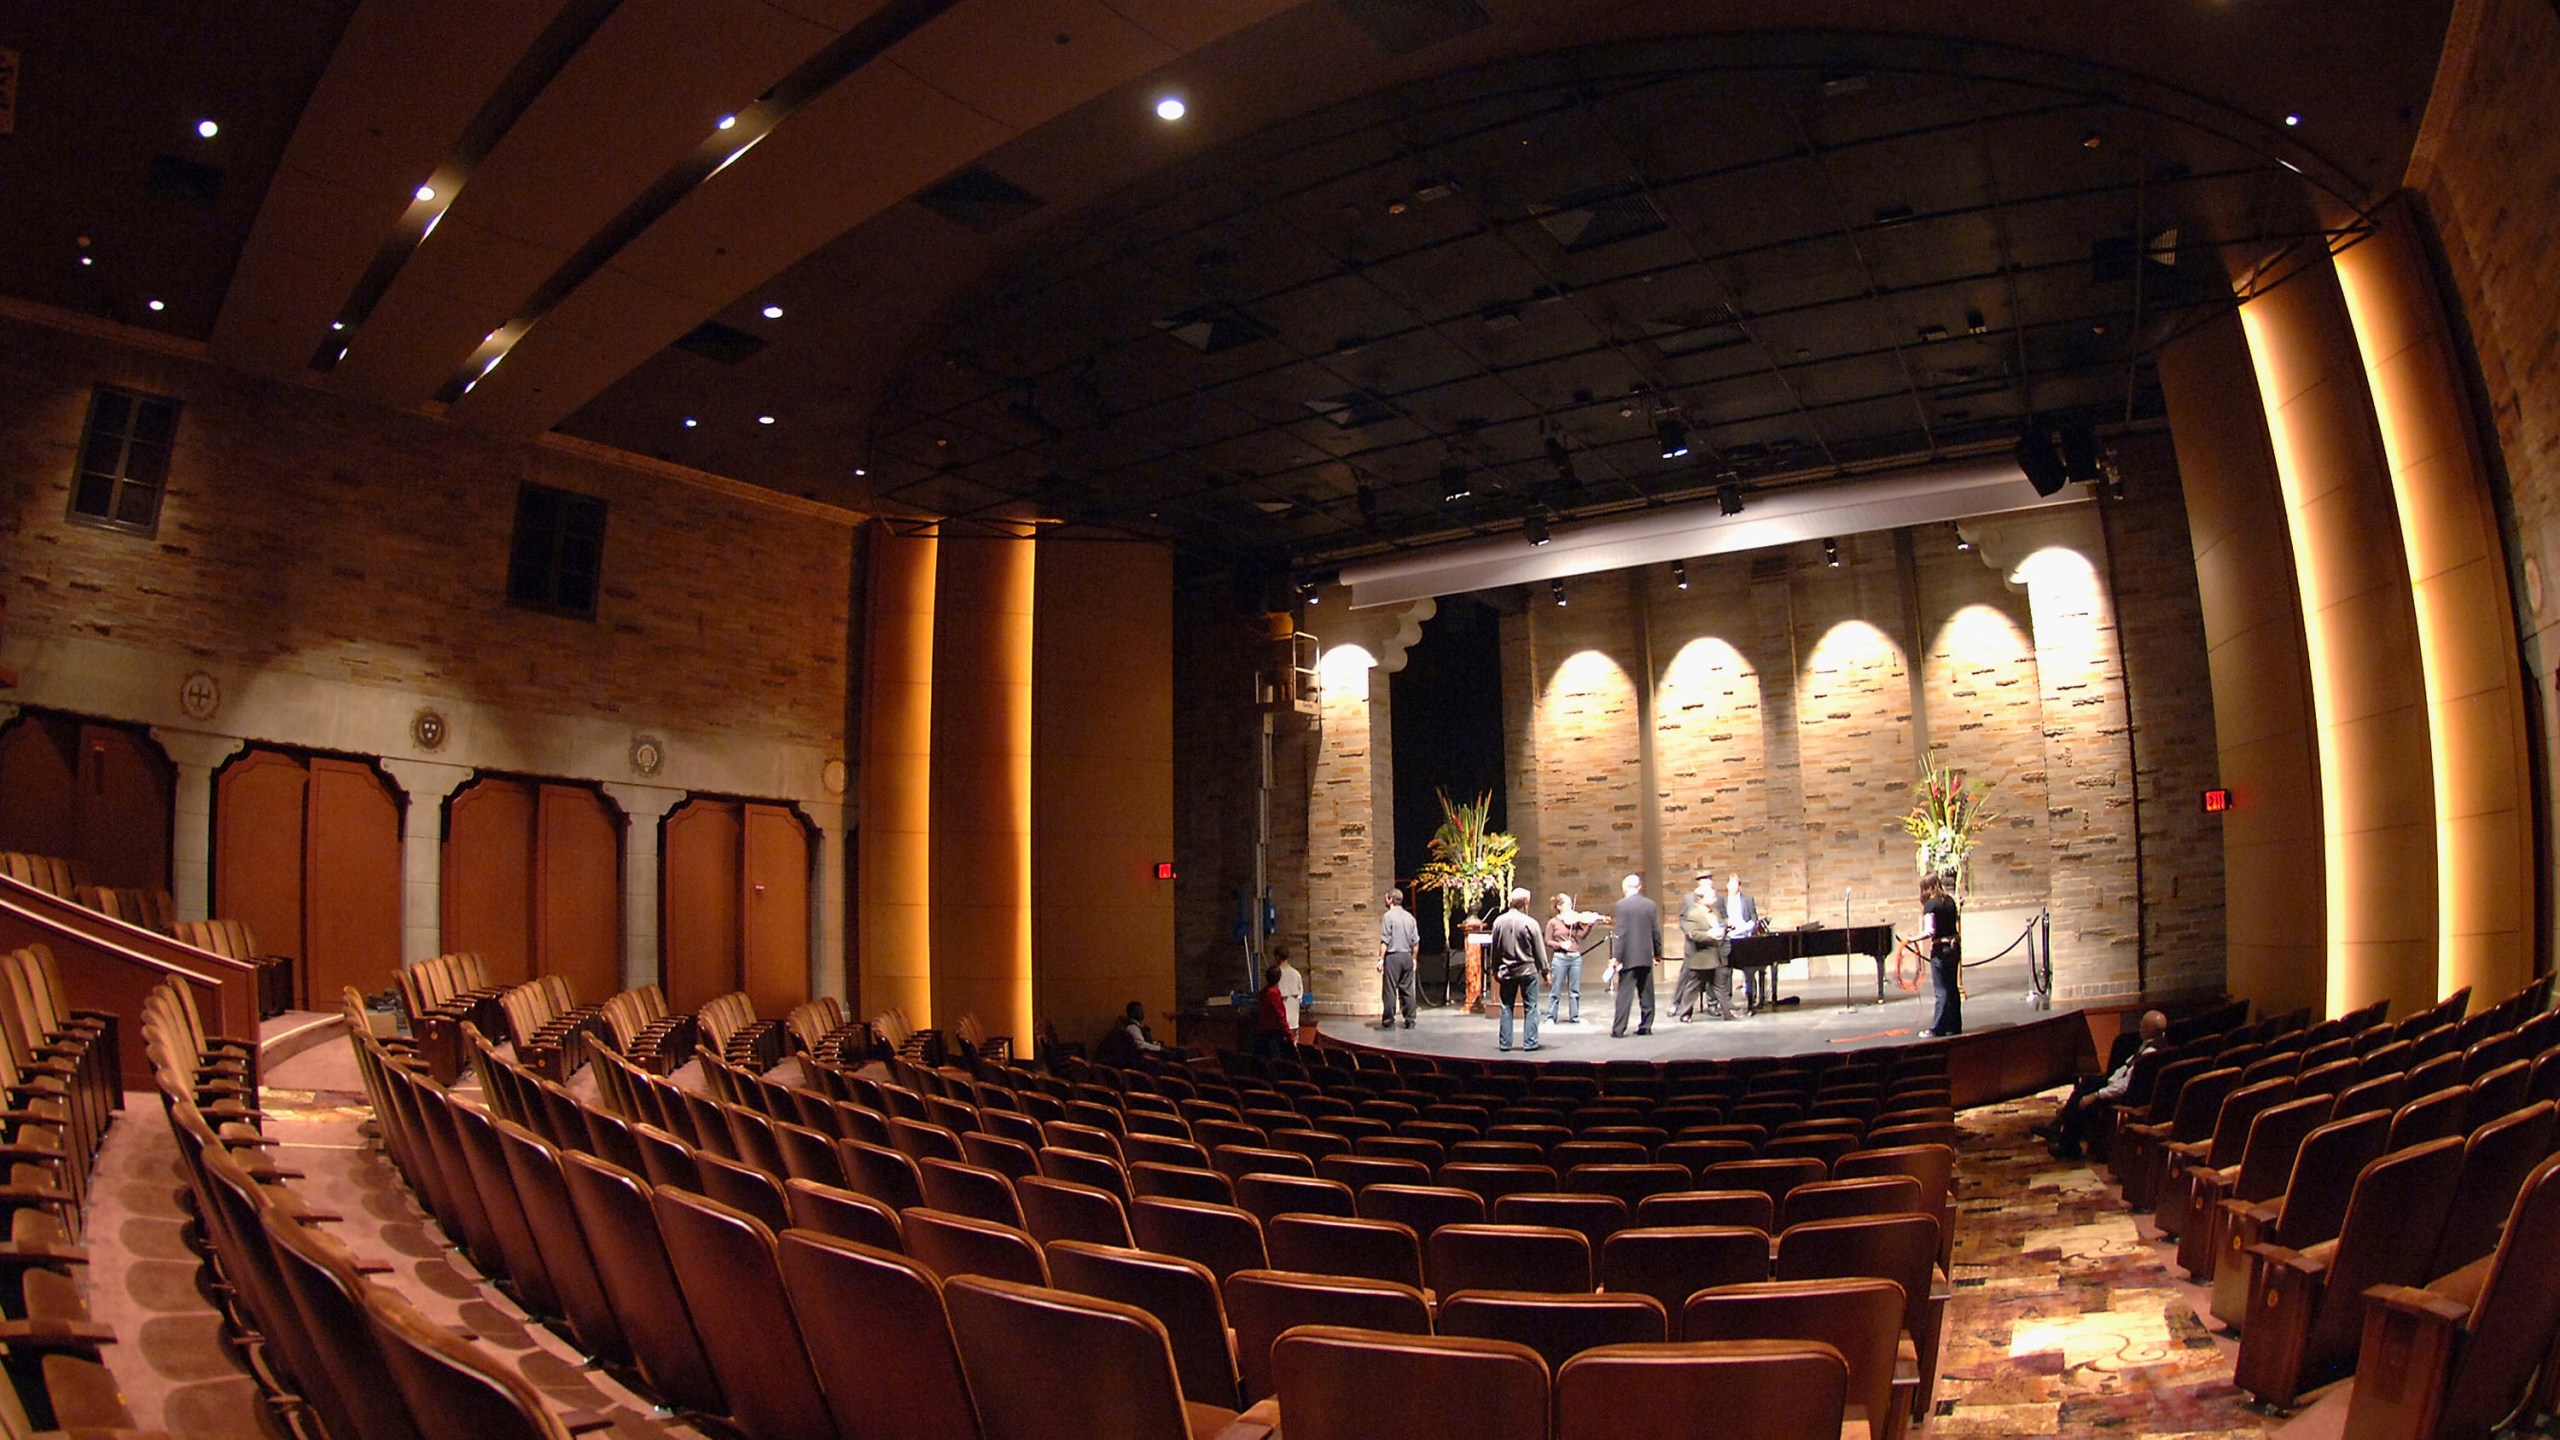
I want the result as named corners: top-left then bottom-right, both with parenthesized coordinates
top-left (603, 783), bottom-right (683, 993)
top-left (149, 727), bottom-right (244, 921)
top-left (379, 759), bottom-right (471, 967)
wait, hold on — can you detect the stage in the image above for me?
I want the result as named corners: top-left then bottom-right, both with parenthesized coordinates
top-left (1312, 953), bottom-right (2075, 1064)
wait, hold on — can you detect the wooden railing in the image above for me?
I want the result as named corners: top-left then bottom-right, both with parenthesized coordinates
top-left (0, 872), bottom-right (260, 1086)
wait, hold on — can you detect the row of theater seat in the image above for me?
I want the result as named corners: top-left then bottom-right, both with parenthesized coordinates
top-left (3, 851), bottom-right (297, 1018)
top-left (0, 948), bottom-right (129, 1436)
top-left (2070, 980), bottom-right (2560, 1440)
top-left (340, 999), bottom-right (1966, 1434)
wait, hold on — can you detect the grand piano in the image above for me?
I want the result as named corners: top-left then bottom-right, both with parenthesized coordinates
top-left (1727, 923), bottom-right (1900, 1007)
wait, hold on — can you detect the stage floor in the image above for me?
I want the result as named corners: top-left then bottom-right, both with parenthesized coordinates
top-left (1311, 955), bottom-right (2074, 1062)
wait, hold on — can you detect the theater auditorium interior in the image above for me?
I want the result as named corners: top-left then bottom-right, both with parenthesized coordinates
top-left (5, 0), bottom-right (2560, 1437)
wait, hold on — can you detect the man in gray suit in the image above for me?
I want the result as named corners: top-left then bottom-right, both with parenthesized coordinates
top-left (1378, 888), bottom-right (1419, 1028)
top-left (1608, 873), bottom-right (1660, 1037)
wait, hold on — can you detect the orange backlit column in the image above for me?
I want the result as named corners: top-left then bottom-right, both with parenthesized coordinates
top-left (1031, 538), bottom-right (1175, 1048)
top-left (2239, 257), bottom-right (2439, 1018)
top-left (2160, 312), bottom-right (2328, 1018)
top-left (2333, 202), bottom-right (2535, 1003)
top-left (929, 533), bottom-right (1036, 1048)
top-left (859, 525), bottom-right (936, 1025)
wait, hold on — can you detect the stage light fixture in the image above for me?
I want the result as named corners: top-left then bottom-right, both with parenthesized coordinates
top-left (1656, 417), bottom-right (1690, 459)
top-left (1551, 578), bottom-right (1568, 607)
top-left (1953, 523), bottom-right (1971, 552)
top-left (1525, 514), bottom-right (1552, 547)
top-left (196, 119), bottom-right (219, 138)
top-left (1823, 537), bottom-right (1840, 568)
top-left (1440, 461), bottom-right (1472, 503)
top-left (1156, 96), bottom-right (1187, 121)
top-left (1717, 482), bottom-right (1744, 516)
top-left (1673, 560), bottom-right (1689, 590)
top-left (2015, 422), bottom-right (2069, 496)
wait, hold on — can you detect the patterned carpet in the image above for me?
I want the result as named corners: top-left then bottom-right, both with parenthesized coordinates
top-left (1936, 1092), bottom-right (2278, 1440)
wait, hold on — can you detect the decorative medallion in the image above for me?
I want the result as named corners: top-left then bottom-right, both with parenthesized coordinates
top-left (410, 708), bottom-right (448, 751)
top-left (2527, 554), bottom-right (2545, 617)
top-left (630, 735), bottom-right (665, 777)
top-left (178, 670), bottom-right (220, 721)
top-left (821, 757), bottom-right (848, 795)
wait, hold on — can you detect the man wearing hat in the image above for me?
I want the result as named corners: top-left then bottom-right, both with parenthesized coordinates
top-left (1674, 868), bottom-right (1733, 1021)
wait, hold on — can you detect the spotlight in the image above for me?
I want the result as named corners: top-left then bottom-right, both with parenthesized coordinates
top-left (1656, 416), bottom-right (1690, 459)
top-left (717, 114), bottom-right (738, 130)
top-left (1717, 482), bottom-right (1744, 517)
top-left (1953, 523), bottom-right (1972, 553)
top-left (2060, 423), bottom-right (2105, 484)
top-left (1298, 581), bottom-right (1321, 607)
top-left (1155, 96), bottom-right (1187, 121)
top-left (415, 184), bottom-right (437, 202)
top-left (683, 417), bottom-right (698, 428)
top-left (1823, 538), bottom-right (1841, 568)
top-left (761, 304), bottom-right (784, 319)
top-left (1440, 461), bottom-right (1472, 503)
top-left (757, 414), bottom-right (776, 425)
top-left (1672, 560), bottom-right (1689, 590)
top-left (195, 119), bottom-right (219, 138)
top-left (1551, 578), bottom-right (1568, 607)
top-left (2015, 422), bottom-right (2069, 496)
top-left (1525, 514), bottom-right (1552, 547)
top-left (147, 299), bottom-right (165, 312)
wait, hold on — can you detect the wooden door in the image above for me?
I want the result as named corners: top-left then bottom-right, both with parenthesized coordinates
top-left (741, 803), bottom-right (811, 1018)
top-left (73, 724), bottom-right (172, 890)
top-left (0, 718), bottom-right (78, 861)
top-left (537, 784), bottom-right (622, 1002)
top-left (444, 778), bottom-right (535, 986)
top-left (303, 759), bottom-right (403, 1007)
top-left (214, 749), bottom-right (307, 966)
top-left (661, 800), bottom-right (742, 1011)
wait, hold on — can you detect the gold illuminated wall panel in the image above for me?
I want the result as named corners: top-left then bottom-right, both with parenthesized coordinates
top-left (858, 527), bottom-right (937, 1024)
top-left (929, 536), bottom-right (1037, 1046)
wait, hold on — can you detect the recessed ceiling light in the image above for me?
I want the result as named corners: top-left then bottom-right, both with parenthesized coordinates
top-left (683, 417), bottom-right (699, 428)
top-left (757, 414), bottom-right (776, 425)
top-left (331, 320), bottom-right (346, 331)
top-left (853, 468), bottom-right (867, 477)
top-left (761, 304), bottom-right (784, 319)
top-left (147, 299), bottom-right (165, 312)
top-left (2283, 113), bottom-right (2301, 127)
top-left (1155, 96), bottom-right (1187, 122)
top-left (717, 114), bottom-right (737, 130)
top-left (415, 184), bottom-right (437, 202)
top-left (78, 256), bottom-right (93, 267)
top-left (195, 119), bottom-right (219, 138)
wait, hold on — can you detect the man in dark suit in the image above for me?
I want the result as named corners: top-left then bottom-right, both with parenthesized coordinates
top-left (1608, 873), bottom-right (1660, 1037)
top-left (1724, 872), bottom-right (1764, 1012)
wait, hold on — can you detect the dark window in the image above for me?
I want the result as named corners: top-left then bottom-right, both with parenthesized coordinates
top-left (69, 386), bottom-right (180, 535)
top-left (505, 483), bottom-right (608, 619)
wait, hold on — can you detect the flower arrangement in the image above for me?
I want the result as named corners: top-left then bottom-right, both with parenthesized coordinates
top-left (1901, 755), bottom-right (1997, 903)
top-left (1412, 789), bottom-right (1519, 949)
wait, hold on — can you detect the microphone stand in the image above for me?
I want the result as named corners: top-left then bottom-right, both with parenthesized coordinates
top-left (1839, 887), bottom-right (1857, 1013)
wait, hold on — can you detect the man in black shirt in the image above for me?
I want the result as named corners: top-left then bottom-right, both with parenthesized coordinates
top-left (1919, 874), bottom-right (1962, 1036)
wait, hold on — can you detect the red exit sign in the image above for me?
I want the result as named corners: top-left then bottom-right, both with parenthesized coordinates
top-left (2202, 788), bottom-right (2231, 814)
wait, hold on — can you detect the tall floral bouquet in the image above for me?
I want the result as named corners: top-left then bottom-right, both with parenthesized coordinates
top-left (1901, 756), bottom-right (1997, 903)
top-left (1412, 789), bottom-right (1519, 949)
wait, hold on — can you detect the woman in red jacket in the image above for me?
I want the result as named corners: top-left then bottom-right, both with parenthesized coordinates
top-left (1253, 963), bottom-right (1294, 1058)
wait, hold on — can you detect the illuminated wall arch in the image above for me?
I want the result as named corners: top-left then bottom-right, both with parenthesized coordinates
top-left (1537, 647), bottom-right (1644, 888)
top-left (1795, 620), bottom-right (1914, 911)
top-left (1924, 602), bottom-right (2048, 904)
top-left (1654, 635), bottom-right (1768, 879)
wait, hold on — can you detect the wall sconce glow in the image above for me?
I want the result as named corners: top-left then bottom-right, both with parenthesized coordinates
top-left (195, 119), bottom-right (219, 138)
top-left (1155, 96), bottom-right (1187, 121)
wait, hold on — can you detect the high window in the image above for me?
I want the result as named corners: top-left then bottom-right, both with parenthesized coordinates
top-left (69, 385), bottom-right (180, 535)
top-left (505, 482), bottom-right (608, 619)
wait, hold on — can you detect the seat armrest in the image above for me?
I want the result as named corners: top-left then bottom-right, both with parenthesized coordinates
top-left (0, 1317), bottom-right (118, 1349)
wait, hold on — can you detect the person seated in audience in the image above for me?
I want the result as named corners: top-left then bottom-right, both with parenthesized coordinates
top-left (2036, 1009), bottom-right (2168, 1159)
top-left (1098, 999), bottom-right (1165, 1065)
top-left (1253, 964), bottom-right (1296, 1058)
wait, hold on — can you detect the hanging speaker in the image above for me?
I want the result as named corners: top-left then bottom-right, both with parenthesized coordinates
top-left (2015, 423), bottom-right (2068, 497)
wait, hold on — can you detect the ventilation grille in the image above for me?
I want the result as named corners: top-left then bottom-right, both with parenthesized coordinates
top-left (1530, 189), bottom-right (1669, 253)
top-left (915, 164), bottom-right (1047, 233)
top-left (674, 320), bottom-right (769, 365)
top-left (1331, 0), bottom-right (1491, 56)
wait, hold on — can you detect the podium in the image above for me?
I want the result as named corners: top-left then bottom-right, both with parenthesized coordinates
top-left (1463, 931), bottom-right (1493, 1014)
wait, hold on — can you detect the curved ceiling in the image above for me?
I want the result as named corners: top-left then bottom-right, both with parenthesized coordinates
top-left (4, 0), bottom-right (2450, 564)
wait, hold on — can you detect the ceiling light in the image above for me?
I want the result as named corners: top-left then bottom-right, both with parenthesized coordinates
top-left (2283, 113), bottom-right (2300, 127)
top-left (853, 467), bottom-right (867, 477)
top-left (415, 184), bottom-right (437, 202)
top-left (1673, 560), bottom-right (1689, 590)
top-left (761, 304), bottom-right (784, 319)
top-left (78, 256), bottom-right (92, 267)
top-left (330, 320), bottom-right (346, 331)
top-left (1525, 514), bottom-right (1552, 547)
top-left (195, 119), bottom-right (219, 138)
top-left (146, 299), bottom-right (165, 312)
top-left (757, 414), bottom-right (775, 425)
top-left (717, 114), bottom-right (738, 130)
top-left (1953, 523), bottom-right (1972, 553)
top-left (683, 417), bottom-right (698, 428)
top-left (1299, 581), bottom-right (1321, 607)
top-left (1656, 417), bottom-right (1690, 460)
top-left (1823, 538), bottom-right (1841, 568)
top-left (1155, 96), bottom-right (1187, 121)
top-left (1551, 579), bottom-right (1568, 607)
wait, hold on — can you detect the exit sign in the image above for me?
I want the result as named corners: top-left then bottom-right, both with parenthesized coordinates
top-left (2202, 788), bottom-right (2231, 814)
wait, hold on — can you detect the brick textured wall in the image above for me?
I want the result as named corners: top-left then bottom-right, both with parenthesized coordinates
top-left (0, 316), bottom-right (850, 750)
top-left (2413, 0), bottom-right (2560, 965)
top-left (1915, 533), bottom-right (2050, 909)
top-left (1169, 583), bottom-right (1309, 1006)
